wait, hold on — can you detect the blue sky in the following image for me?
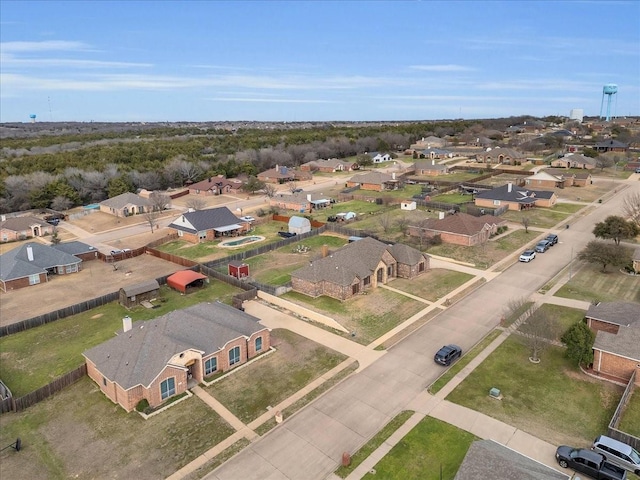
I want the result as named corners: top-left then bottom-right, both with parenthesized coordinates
top-left (1, 1), bottom-right (639, 123)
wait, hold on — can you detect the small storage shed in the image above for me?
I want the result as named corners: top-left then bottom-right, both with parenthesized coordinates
top-left (288, 216), bottom-right (311, 235)
top-left (119, 279), bottom-right (160, 308)
top-left (400, 201), bottom-right (416, 211)
top-left (228, 260), bottom-right (250, 279)
top-left (166, 270), bottom-right (208, 294)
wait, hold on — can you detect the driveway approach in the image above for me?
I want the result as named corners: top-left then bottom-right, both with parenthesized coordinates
top-left (206, 180), bottom-right (638, 480)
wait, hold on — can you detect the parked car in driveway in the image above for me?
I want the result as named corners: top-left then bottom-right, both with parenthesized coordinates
top-left (519, 250), bottom-right (536, 262)
top-left (535, 240), bottom-right (551, 253)
top-left (434, 344), bottom-right (462, 366)
top-left (545, 233), bottom-right (559, 245)
top-left (239, 215), bottom-right (255, 223)
top-left (556, 446), bottom-right (627, 479)
top-left (593, 435), bottom-right (640, 476)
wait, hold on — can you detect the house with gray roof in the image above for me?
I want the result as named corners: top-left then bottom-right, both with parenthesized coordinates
top-left (291, 237), bottom-right (429, 301)
top-left (594, 139), bottom-right (628, 153)
top-left (83, 302), bottom-right (270, 412)
top-left (270, 192), bottom-right (332, 213)
top-left (414, 159), bottom-right (450, 176)
top-left (0, 243), bottom-right (83, 292)
top-left (52, 241), bottom-right (98, 261)
top-left (587, 302), bottom-right (640, 384)
top-left (454, 440), bottom-right (570, 480)
top-left (476, 147), bottom-right (526, 165)
top-left (99, 192), bottom-right (153, 218)
top-left (551, 153), bottom-right (597, 170)
top-left (346, 171), bottom-right (399, 191)
top-left (0, 216), bottom-right (53, 242)
top-left (167, 206), bottom-right (249, 244)
top-left (300, 158), bottom-right (359, 173)
top-left (475, 183), bottom-right (557, 211)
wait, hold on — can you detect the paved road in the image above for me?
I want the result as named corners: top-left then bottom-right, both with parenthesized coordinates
top-left (207, 180), bottom-right (639, 480)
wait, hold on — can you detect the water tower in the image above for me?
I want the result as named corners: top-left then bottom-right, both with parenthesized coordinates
top-left (599, 84), bottom-right (618, 121)
top-left (29, 114), bottom-right (37, 123)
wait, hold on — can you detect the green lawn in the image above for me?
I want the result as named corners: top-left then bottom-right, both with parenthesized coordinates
top-left (362, 416), bottom-right (478, 480)
top-left (430, 192), bottom-right (475, 204)
top-left (335, 410), bottom-right (415, 478)
top-left (554, 262), bottom-right (640, 303)
top-left (0, 283), bottom-right (240, 396)
top-left (205, 329), bottom-right (347, 423)
top-left (619, 390), bottom-right (640, 437)
top-left (517, 304), bottom-right (586, 342)
top-left (429, 330), bottom-right (503, 395)
top-left (446, 336), bottom-right (623, 446)
top-left (0, 377), bottom-right (235, 480)
top-left (391, 270), bottom-right (474, 302)
top-left (501, 205), bottom-right (580, 228)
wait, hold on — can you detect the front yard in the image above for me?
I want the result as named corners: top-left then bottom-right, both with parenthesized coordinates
top-left (501, 203), bottom-right (584, 228)
top-left (0, 377), bottom-right (235, 480)
top-left (554, 262), bottom-right (640, 303)
top-left (446, 336), bottom-right (623, 446)
top-left (0, 283), bottom-right (240, 396)
top-left (205, 329), bottom-right (347, 423)
top-left (390, 270), bottom-right (474, 302)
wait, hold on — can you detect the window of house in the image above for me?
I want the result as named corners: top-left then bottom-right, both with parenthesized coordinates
top-left (65, 264), bottom-right (78, 274)
top-left (493, 200), bottom-right (501, 206)
top-left (352, 284), bottom-right (359, 295)
top-left (160, 377), bottom-right (176, 400)
top-left (177, 230), bottom-right (183, 237)
top-left (204, 357), bottom-right (217, 376)
top-left (419, 262), bottom-right (425, 272)
top-left (363, 276), bottom-right (370, 286)
top-left (28, 274), bottom-right (40, 285)
top-left (229, 346), bottom-right (240, 366)
top-left (255, 337), bottom-right (262, 352)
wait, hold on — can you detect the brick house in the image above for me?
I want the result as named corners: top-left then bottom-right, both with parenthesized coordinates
top-left (408, 212), bottom-right (507, 246)
top-left (545, 168), bottom-right (593, 187)
top-left (551, 154), bottom-right (597, 170)
top-left (474, 183), bottom-right (557, 211)
top-left (257, 165), bottom-right (312, 184)
top-left (167, 207), bottom-right (250, 243)
top-left (269, 192), bottom-right (331, 213)
top-left (188, 176), bottom-right (244, 196)
top-left (0, 243), bottom-right (82, 292)
top-left (291, 237), bottom-right (429, 301)
top-left (524, 171), bottom-right (566, 189)
top-left (418, 148), bottom-right (453, 160)
top-left (346, 171), bottom-right (399, 191)
top-left (300, 158), bottom-right (359, 172)
top-left (587, 302), bottom-right (640, 384)
top-left (52, 241), bottom-right (98, 262)
top-left (476, 147), bottom-right (525, 165)
top-left (414, 159), bottom-right (450, 176)
top-left (83, 302), bottom-right (270, 412)
top-left (0, 216), bottom-right (53, 242)
top-left (99, 192), bottom-right (153, 217)
top-left (594, 139), bottom-right (628, 153)
top-left (411, 136), bottom-right (446, 150)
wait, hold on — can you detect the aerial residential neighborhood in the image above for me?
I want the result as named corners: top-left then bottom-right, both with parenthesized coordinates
top-left (1, 113), bottom-right (639, 480)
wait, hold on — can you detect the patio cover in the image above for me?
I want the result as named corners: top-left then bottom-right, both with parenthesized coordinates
top-left (166, 270), bottom-right (208, 293)
top-left (213, 224), bottom-right (243, 233)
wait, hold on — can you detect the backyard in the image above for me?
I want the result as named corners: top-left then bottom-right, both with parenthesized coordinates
top-left (0, 282), bottom-right (241, 396)
top-left (0, 377), bottom-right (235, 480)
top-left (205, 329), bottom-right (347, 423)
top-left (446, 336), bottom-right (623, 447)
top-left (619, 390), bottom-right (640, 437)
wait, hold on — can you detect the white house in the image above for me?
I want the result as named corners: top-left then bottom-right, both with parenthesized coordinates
top-left (368, 152), bottom-right (392, 164)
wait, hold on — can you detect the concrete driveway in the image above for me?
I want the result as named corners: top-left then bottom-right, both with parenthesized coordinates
top-left (206, 181), bottom-right (639, 480)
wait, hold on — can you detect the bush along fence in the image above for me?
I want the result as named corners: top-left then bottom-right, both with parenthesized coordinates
top-left (607, 370), bottom-right (640, 451)
top-left (1, 364), bottom-right (87, 414)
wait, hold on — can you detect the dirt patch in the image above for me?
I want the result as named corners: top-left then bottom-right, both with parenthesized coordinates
top-left (0, 254), bottom-right (182, 326)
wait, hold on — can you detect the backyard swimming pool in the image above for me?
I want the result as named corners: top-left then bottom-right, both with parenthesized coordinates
top-left (219, 236), bottom-right (265, 248)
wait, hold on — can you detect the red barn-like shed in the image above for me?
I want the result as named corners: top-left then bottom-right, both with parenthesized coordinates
top-left (166, 270), bottom-right (208, 293)
top-left (228, 261), bottom-right (249, 279)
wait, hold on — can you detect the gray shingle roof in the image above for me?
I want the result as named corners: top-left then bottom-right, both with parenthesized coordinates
top-left (594, 327), bottom-right (640, 361)
top-left (99, 192), bottom-right (152, 209)
top-left (348, 171), bottom-right (394, 185)
top-left (51, 241), bottom-right (96, 256)
top-left (291, 237), bottom-right (427, 286)
top-left (586, 302), bottom-right (640, 327)
top-left (168, 207), bottom-right (242, 234)
top-left (454, 440), bottom-right (569, 480)
top-left (83, 302), bottom-right (267, 389)
top-left (121, 280), bottom-right (160, 297)
top-left (0, 216), bottom-right (50, 231)
top-left (475, 184), bottom-right (554, 203)
top-left (0, 243), bottom-right (82, 282)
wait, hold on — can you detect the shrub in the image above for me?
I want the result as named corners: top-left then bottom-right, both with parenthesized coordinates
top-left (136, 398), bottom-right (150, 413)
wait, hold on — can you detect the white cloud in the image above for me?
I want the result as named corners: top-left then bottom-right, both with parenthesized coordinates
top-left (1, 55), bottom-right (152, 69)
top-left (408, 64), bottom-right (476, 72)
top-left (1, 40), bottom-right (91, 52)
top-left (205, 97), bottom-right (337, 104)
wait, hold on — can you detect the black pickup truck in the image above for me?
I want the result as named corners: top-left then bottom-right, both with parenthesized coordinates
top-left (556, 446), bottom-right (627, 480)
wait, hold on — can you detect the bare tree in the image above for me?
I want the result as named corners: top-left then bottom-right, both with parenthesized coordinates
top-left (144, 210), bottom-right (159, 233)
top-left (595, 155), bottom-right (614, 171)
top-left (288, 182), bottom-right (300, 193)
top-left (503, 297), bottom-right (537, 328)
top-left (622, 192), bottom-right (640, 226)
top-left (50, 227), bottom-right (62, 245)
top-left (149, 191), bottom-right (170, 212)
top-left (395, 217), bottom-right (409, 236)
top-left (378, 212), bottom-right (393, 233)
top-left (521, 216), bottom-right (531, 233)
top-left (51, 195), bottom-right (73, 211)
top-left (520, 307), bottom-right (557, 363)
top-left (185, 197), bottom-right (206, 211)
top-left (263, 183), bottom-right (277, 198)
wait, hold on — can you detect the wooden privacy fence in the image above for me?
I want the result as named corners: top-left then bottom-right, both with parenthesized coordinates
top-left (2, 364), bottom-right (87, 413)
top-left (607, 371), bottom-right (640, 450)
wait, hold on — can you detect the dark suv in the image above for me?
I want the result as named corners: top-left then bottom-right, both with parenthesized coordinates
top-left (434, 344), bottom-right (462, 366)
top-left (545, 234), bottom-right (559, 245)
